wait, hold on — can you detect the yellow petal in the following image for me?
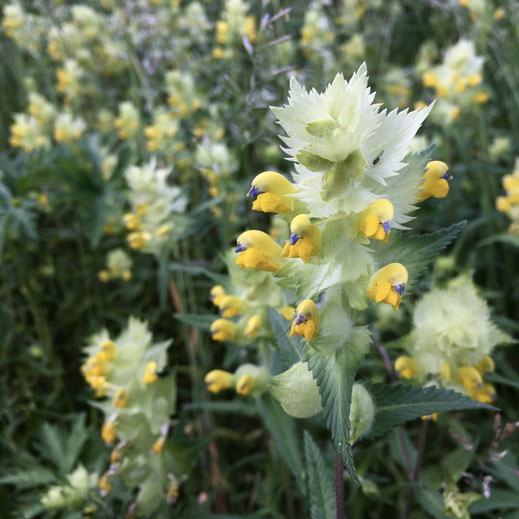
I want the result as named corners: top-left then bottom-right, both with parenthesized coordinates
top-left (374, 281), bottom-right (392, 303)
top-left (236, 248), bottom-right (280, 272)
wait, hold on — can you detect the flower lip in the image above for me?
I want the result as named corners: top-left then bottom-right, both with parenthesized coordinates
top-left (442, 172), bottom-right (451, 181)
top-left (289, 232), bottom-right (300, 245)
top-left (295, 313), bottom-right (306, 325)
top-left (394, 283), bottom-right (405, 296)
top-left (247, 185), bottom-right (262, 199)
top-left (382, 221), bottom-right (391, 234)
top-left (235, 244), bottom-right (247, 253)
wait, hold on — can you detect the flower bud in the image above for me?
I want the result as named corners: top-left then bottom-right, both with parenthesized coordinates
top-left (349, 384), bottom-right (375, 444)
top-left (268, 361), bottom-right (322, 418)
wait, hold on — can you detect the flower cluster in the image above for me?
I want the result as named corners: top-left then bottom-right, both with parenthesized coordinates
top-left (98, 248), bottom-right (133, 282)
top-left (496, 158), bottom-right (519, 234)
top-left (123, 160), bottom-right (188, 255)
top-left (81, 317), bottom-right (179, 515)
top-left (420, 39), bottom-right (488, 124)
top-left (394, 275), bottom-right (510, 403)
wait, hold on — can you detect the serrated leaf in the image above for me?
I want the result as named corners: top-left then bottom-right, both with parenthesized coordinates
top-left (366, 383), bottom-right (497, 439)
top-left (304, 326), bottom-right (371, 487)
top-left (267, 308), bottom-right (303, 368)
top-left (304, 431), bottom-right (336, 519)
top-left (255, 393), bottom-right (306, 494)
top-left (370, 221), bottom-right (466, 293)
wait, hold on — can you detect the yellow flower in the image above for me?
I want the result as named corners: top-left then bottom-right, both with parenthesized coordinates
top-left (394, 356), bottom-right (419, 379)
top-left (450, 107), bottom-right (461, 120)
top-left (212, 46), bottom-right (224, 59)
top-left (155, 224), bottom-right (171, 237)
top-left (367, 263), bottom-right (409, 311)
top-left (457, 366), bottom-right (483, 390)
top-left (89, 376), bottom-right (109, 397)
top-left (143, 361), bottom-right (158, 384)
top-left (421, 413), bottom-right (438, 421)
top-left (210, 285), bottom-right (226, 307)
top-left (235, 230), bottom-right (282, 272)
top-left (205, 369), bottom-right (233, 393)
top-left (493, 7), bottom-right (505, 20)
top-left (99, 339), bottom-right (117, 362)
top-left (151, 436), bottom-right (165, 454)
top-left (127, 231), bottom-right (151, 249)
top-left (112, 388), bottom-right (128, 408)
top-left (99, 474), bottom-right (113, 497)
top-left (496, 196), bottom-right (510, 212)
top-left (123, 213), bottom-right (142, 230)
top-left (236, 374), bottom-right (254, 395)
top-left (281, 214), bottom-right (320, 263)
top-left (245, 315), bottom-right (262, 338)
top-left (357, 199), bottom-right (394, 242)
top-left (423, 72), bottom-right (437, 88)
top-left (216, 20), bottom-right (228, 44)
top-left (441, 361), bottom-right (453, 382)
top-left (98, 269), bottom-right (109, 282)
top-left (279, 306), bottom-right (295, 321)
top-left (474, 355), bottom-right (495, 376)
top-left (101, 421), bottom-right (117, 443)
top-left (244, 15), bottom-right (256, 43)
top-left (417, 161), bottom-right (450, 202)
top-left (468, 73), bottom-right (482, 86)
top-left (248, 171), bottom-right (296, 214)
top-left (290, 299), bottom-right (319, 340)
top-left (218, 295), bottom-right (243, 318)
top-left (470, 383), bottom-right (496, 403)
top-left (210, 319), bottom-right (236, 342)
top-left (473, 92), bottom-right (489, 104)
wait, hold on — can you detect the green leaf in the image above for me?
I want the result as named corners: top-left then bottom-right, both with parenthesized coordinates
top-left (255, 393), bottom-right (306, 494)
top-left (304, 431), bottom-right (336, 519)
top-left (304, 325), bottom-right (371, 487)
top-left (370, 221), bottom-right (467, 293)
top-left (469, 489), bottom-right (519, 513)
top-left (366, 383), bottom-right (497, 439)
top-left (267, 308), bottom-right (303, 368)
top-left (183, 400), bottom-right (257, 416)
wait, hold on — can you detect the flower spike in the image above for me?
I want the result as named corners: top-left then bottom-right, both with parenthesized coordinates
top-left (281, 214), bottom-right (320, 263)
top-left (247, 171), bottom-right (296, 213)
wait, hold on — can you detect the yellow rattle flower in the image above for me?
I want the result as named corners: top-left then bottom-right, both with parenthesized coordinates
top-left (290, 299), bottom-right (320, 340)
top-left (218, 295), bottom-right (243, 318)
top-left (367, 263), bottom-right (409, 311)
top-left (210, 285), bottom-right (226, 307)
top-left (245, 315), bottom-right (262, 338)
top-left (247, 171), bottom-right (296, 213)
top-left (281, 214), bottom-right (320, 263)
top-left (112, 388), bottom-right (128, 408)
top-left (235, 230), bottom-right (282, 272)
top-left (394, 356), bottom-right (419, 379)
top-left (143, 361), bottom-right (158, 384)
top-left (205, 369), bottom-right (233, 393)
top-left (417, 161), bottom-right (451, 202)
top-left (101, 421), bottom-right (117, 443)
top-left (210, 319), bottom-right (236, 342)
top-left (236, 374), bottom-right (254, 395)
top-left (474, 355), bottom-right (495, 376)
top-left (357, 199), bottom-right (394, 242)
top-left (457, 366), bottom-right (483, 390)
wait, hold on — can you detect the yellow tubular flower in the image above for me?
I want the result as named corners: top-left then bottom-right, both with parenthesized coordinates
top-left (235, 230), bottom-right (282, 272)
top-left (99, 474), bottom-right (113, 497)
top-left (417, 161), bottom-right (451, 202)
top-left (394, 356), bottom-right (419, 379)
top-left (219, 295), bottom-right (243, 318)
top-left (151, 436), bottom-right (165, 454)
top-left (279, 306), bottom-right (295, 321)
top-left (474, 355), bottom-right (495, 376)
top-left (236, 374), bottom-right (254, 395)
top-left (245, 315), bottom-right (262, 338)
top-left (281, 214), bottom-right (320, 263)
top-left (367, 263), bottom-right (409, 311)
top-left (470, 383), bottom-right (496, 404)
top-left (99, 339), bottom-right (117, 362)
top-left (441, 362), bottom-right (453, 382)
top-left (358, 199), bottom-right (394, 242)
top-left (101, 421), bottom-right (117, 443)
top-left (248, 171), bottom-right (296, 213)
top-left (113, 388), bottom-right (128, 408)
top-left (421, 413), bottom-right (438, 421)
top-left (457, 366), bottom-right (483, 390)
top-left (210, 285), bottom-right (226, 307)
top-left (290, 300), bottom-right (319, 340)
top-left (143, 361), bottom-right (158, 384)
top-left (205, 369), bottom-right (233, 393)
top-left (210, 319), bottom-right (236, 342)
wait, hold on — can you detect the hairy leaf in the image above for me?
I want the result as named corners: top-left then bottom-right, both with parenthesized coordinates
top-left (304, 326), bottom-right (371, 487)
top-left (304, 431), bottom-right (336, 519)
top-left (366, 383), bottom-right (497, 439)
top-left (256, 393), bottom-right (306, 494)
